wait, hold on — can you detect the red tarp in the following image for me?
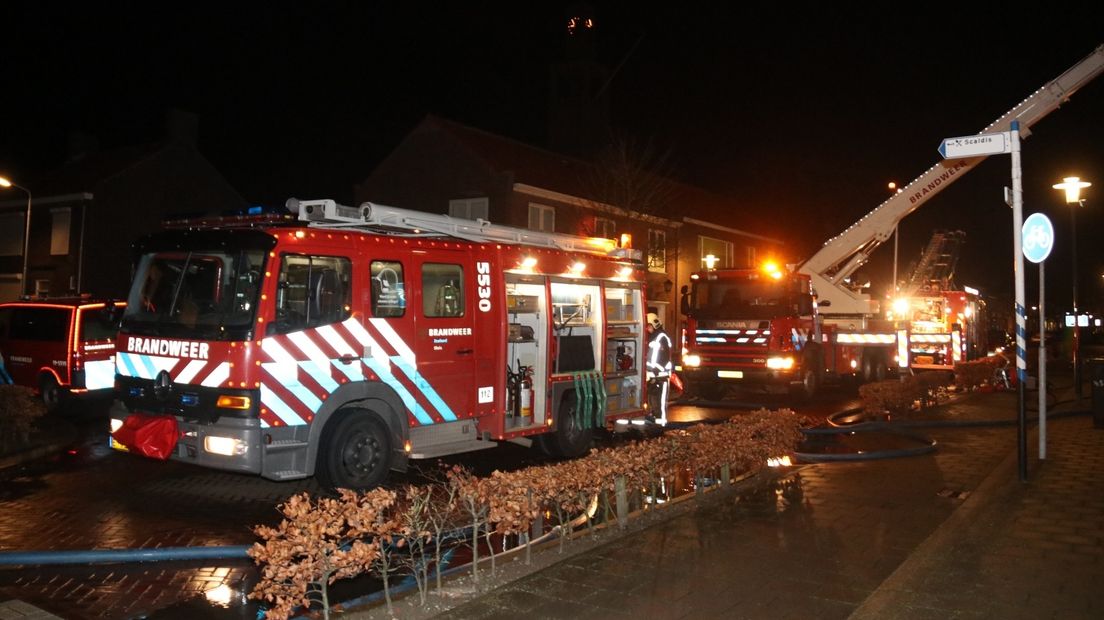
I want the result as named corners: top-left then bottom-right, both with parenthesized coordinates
top-left (113, 414), bottom-right (180, 460)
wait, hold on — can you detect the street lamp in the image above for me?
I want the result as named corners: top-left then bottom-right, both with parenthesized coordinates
top-left (0, 176), bottom-right (32, 297)
top-left (888, 181), bottom-right (903, 297)
top-left (1053, 176), bottom-right (1091, 399)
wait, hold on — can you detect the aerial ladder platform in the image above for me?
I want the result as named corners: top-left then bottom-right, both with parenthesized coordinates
top-left (799, 44), bottom-right (1104, 320)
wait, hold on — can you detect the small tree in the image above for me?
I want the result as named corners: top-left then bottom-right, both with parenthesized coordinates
top-left (249, 489), bottom-right (390, 620)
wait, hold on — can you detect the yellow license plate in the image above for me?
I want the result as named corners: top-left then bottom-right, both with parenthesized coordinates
top-left (717, 370), bottom-right (744, 379)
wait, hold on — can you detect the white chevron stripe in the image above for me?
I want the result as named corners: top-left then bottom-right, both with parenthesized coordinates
top-left (369, 318), bottom-right (415, 365)
top-left (201, 362), bottom-right (231, 387)
top-left (174, 359), bottom-right (207, 385)
top-left (317, 324), bottom-right (357, 357)
top-left (260, 384), bottom-right (307, 426)
top-left (344, 319), bottom-right (391, 365)
top-left (261, 338), bottom-right (298, 365)
top-left (288, 331), bottom-right (333, 369)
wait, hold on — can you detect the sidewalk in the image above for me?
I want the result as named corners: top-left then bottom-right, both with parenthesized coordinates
top-left (353, 380), bottom-right (1103, 619)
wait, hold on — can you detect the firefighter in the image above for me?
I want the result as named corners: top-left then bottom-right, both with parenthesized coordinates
top-left (646, 311), bottom-right (673, 425)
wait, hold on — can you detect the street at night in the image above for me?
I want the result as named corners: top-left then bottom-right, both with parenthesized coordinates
top-left (1, 4), bottom-right (1103, 620)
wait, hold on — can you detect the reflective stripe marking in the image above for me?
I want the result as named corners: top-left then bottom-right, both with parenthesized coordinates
top-left (83, 359), bottom-right (116, 390)
top-left (370, 318), bottom-right (416, 366)
top-left (200, 362), bottom-right (230, 387)
top-left (299, 360), bottom-right (339, 393)
top-left (288, 331), bottom-right (333, 371)
top-left (116, 352), bottom-right (179, 379)
top-left (390, 357), bottom-right (457, 422)
top-left (910, 334), bottom-right (952, 343)
top-left (363, 357), bottom-right (434, 425)
top-left (836, 333), bottom-right (897, 344)
top-left (174, 360), bottom-right (207, 385)
top-left (344, 320), bottom-right (435, 425)
top-left (317, 324), bottom-right (357, 357)
top-left (260, 384), bottom-right (306, 426)
top-left (262, 362), bottom-right (322, 415)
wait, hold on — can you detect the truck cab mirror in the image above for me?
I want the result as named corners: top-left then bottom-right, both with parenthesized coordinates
top-left (679, 285), bottom-right (690, 314)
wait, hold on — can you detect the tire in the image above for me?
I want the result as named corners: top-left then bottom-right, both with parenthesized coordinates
top-left (861, 353), bottom-right (886, 383)
top-left (790, 354), bottom-right (822, 401)
top-left (538, 391), bottom-right (592, 459)
top-left (39, 375), bottom-right (62, 414)
top-left (315, 409), bottom-right (393, 490)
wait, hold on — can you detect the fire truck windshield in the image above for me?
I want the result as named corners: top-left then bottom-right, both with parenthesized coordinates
top-left (691, 278), bottom-right (806, 320)
top-left (123, 249), bottom-right (266, 340)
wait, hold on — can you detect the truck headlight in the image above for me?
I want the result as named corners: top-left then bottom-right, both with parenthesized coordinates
top-left (204, 436), bottom-right (247, 456)
top-left (683, 354), bottom-right (702, 367)
top-left (766, 356), bottom-right (795, 370)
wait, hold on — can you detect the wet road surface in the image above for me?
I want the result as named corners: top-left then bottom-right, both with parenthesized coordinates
top-left (0, 388), bottom-right (859, 619)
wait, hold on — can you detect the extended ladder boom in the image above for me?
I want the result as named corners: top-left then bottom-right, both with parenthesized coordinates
top-left (292, 198), bottom-right (642, 260)
top-left (800, 44), bottom-right (1104, 317)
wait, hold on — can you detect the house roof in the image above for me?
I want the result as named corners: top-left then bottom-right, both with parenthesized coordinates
top-left (417, 115), bottom-right (781, 243)
top-left (21, 143), bottom-right (170, 197)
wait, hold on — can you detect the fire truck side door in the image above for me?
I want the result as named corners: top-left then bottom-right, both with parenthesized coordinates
top-left (411, 252), bottom-right (476, 422)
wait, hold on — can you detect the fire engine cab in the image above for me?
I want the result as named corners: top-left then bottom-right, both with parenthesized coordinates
top-left (109, 199), bottom-right (648, 489)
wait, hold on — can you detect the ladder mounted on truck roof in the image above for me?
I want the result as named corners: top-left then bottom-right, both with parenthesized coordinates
top-left (903, 229), bottom-right (965, 296)
top-left (291, 198), bottom-right (643, 261)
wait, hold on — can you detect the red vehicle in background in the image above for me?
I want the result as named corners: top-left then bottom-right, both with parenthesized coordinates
top-left (0, 297), bottom-right (124, 411)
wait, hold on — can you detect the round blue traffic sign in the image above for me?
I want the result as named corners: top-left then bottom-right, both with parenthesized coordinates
top-left (1022, 212), bottom-right (1054, 264)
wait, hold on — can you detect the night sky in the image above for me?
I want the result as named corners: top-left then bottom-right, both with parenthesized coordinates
top-left (2, 3), bottom-right (1102, 311)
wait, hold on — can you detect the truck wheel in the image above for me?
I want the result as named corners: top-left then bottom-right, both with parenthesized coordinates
top-left (790, 355), bottom-right (822, 400)
top-left (538, 391), bottom-right (592, 459)
top-left (315, 409), bottom-right (392, 490)
top-left (39, 375), bottom-right (62, 414)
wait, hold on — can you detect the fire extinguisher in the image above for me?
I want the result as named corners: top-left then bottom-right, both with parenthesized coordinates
top-left (519, 365), bottom-right (533, 418)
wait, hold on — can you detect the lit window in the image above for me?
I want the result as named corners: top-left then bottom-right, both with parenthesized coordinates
top-left (648, 229), bottom-right (667, 273)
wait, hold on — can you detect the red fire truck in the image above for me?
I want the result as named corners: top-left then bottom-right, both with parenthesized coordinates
top-left (679, 261), bottom-right (897, 400)
top-left (109, 200), bottom-right (649, 489)
top-left (680, 45), bottom-right (1103, 399)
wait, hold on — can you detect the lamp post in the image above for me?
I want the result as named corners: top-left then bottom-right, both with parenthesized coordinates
top-left (888, 181), bottom-right (903, 297)
top-left (1053, 176), bottom-right (1091, 399)
top-left (0, 176), bottom-right (33, 297)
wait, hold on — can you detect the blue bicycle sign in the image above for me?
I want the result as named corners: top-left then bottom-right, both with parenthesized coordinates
top-left (1022, 213), bottom-right (1054, 263)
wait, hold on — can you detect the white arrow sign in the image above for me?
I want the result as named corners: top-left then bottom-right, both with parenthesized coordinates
top-left (938, 131), bottom-right (1012, 159)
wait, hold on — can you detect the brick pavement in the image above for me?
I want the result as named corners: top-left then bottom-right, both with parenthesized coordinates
top-left (3, 379), bottom-right (1102, 619)
top-left (348, 382), bottom-right (1104, 619)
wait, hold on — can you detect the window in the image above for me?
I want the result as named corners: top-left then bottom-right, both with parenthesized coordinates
top-left (648, 229), bottom-right (667, 273)
top-left (528, 203), bottom-right (555, 232)
top-left (594, 217), bottom-right (616, 240)
top-left (50, 207), bottom-right (71, 255)
top-left (699, 236), bottom-right (734, 269)
top-left (746, 245), bottom-right (758, 268)
top-left (80, 307), bottom-right (121, 342)
top-left (274, 254), bottom-right (351, 333)
top-left (422, 263), bottom-right (464, 317)
top-left (0, 213), bottom-right (23, 256)
top-left (370, 260), bottom-right (405, 317)
top-left (10, 307), bottom-right (69, 341)
top-left (448, 198), bottom-right (489, 221)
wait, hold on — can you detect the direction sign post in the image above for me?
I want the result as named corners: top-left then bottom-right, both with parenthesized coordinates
top-left (1022, 212), bottom-right (1055, 460)
top-left (940, 122), bottom-right (1028, 481)
top-left (938, 131), bottom-right (1013, 159)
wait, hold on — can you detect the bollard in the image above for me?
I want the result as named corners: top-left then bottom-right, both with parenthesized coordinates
top-left (615, 476), bottom-right (628, 529)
